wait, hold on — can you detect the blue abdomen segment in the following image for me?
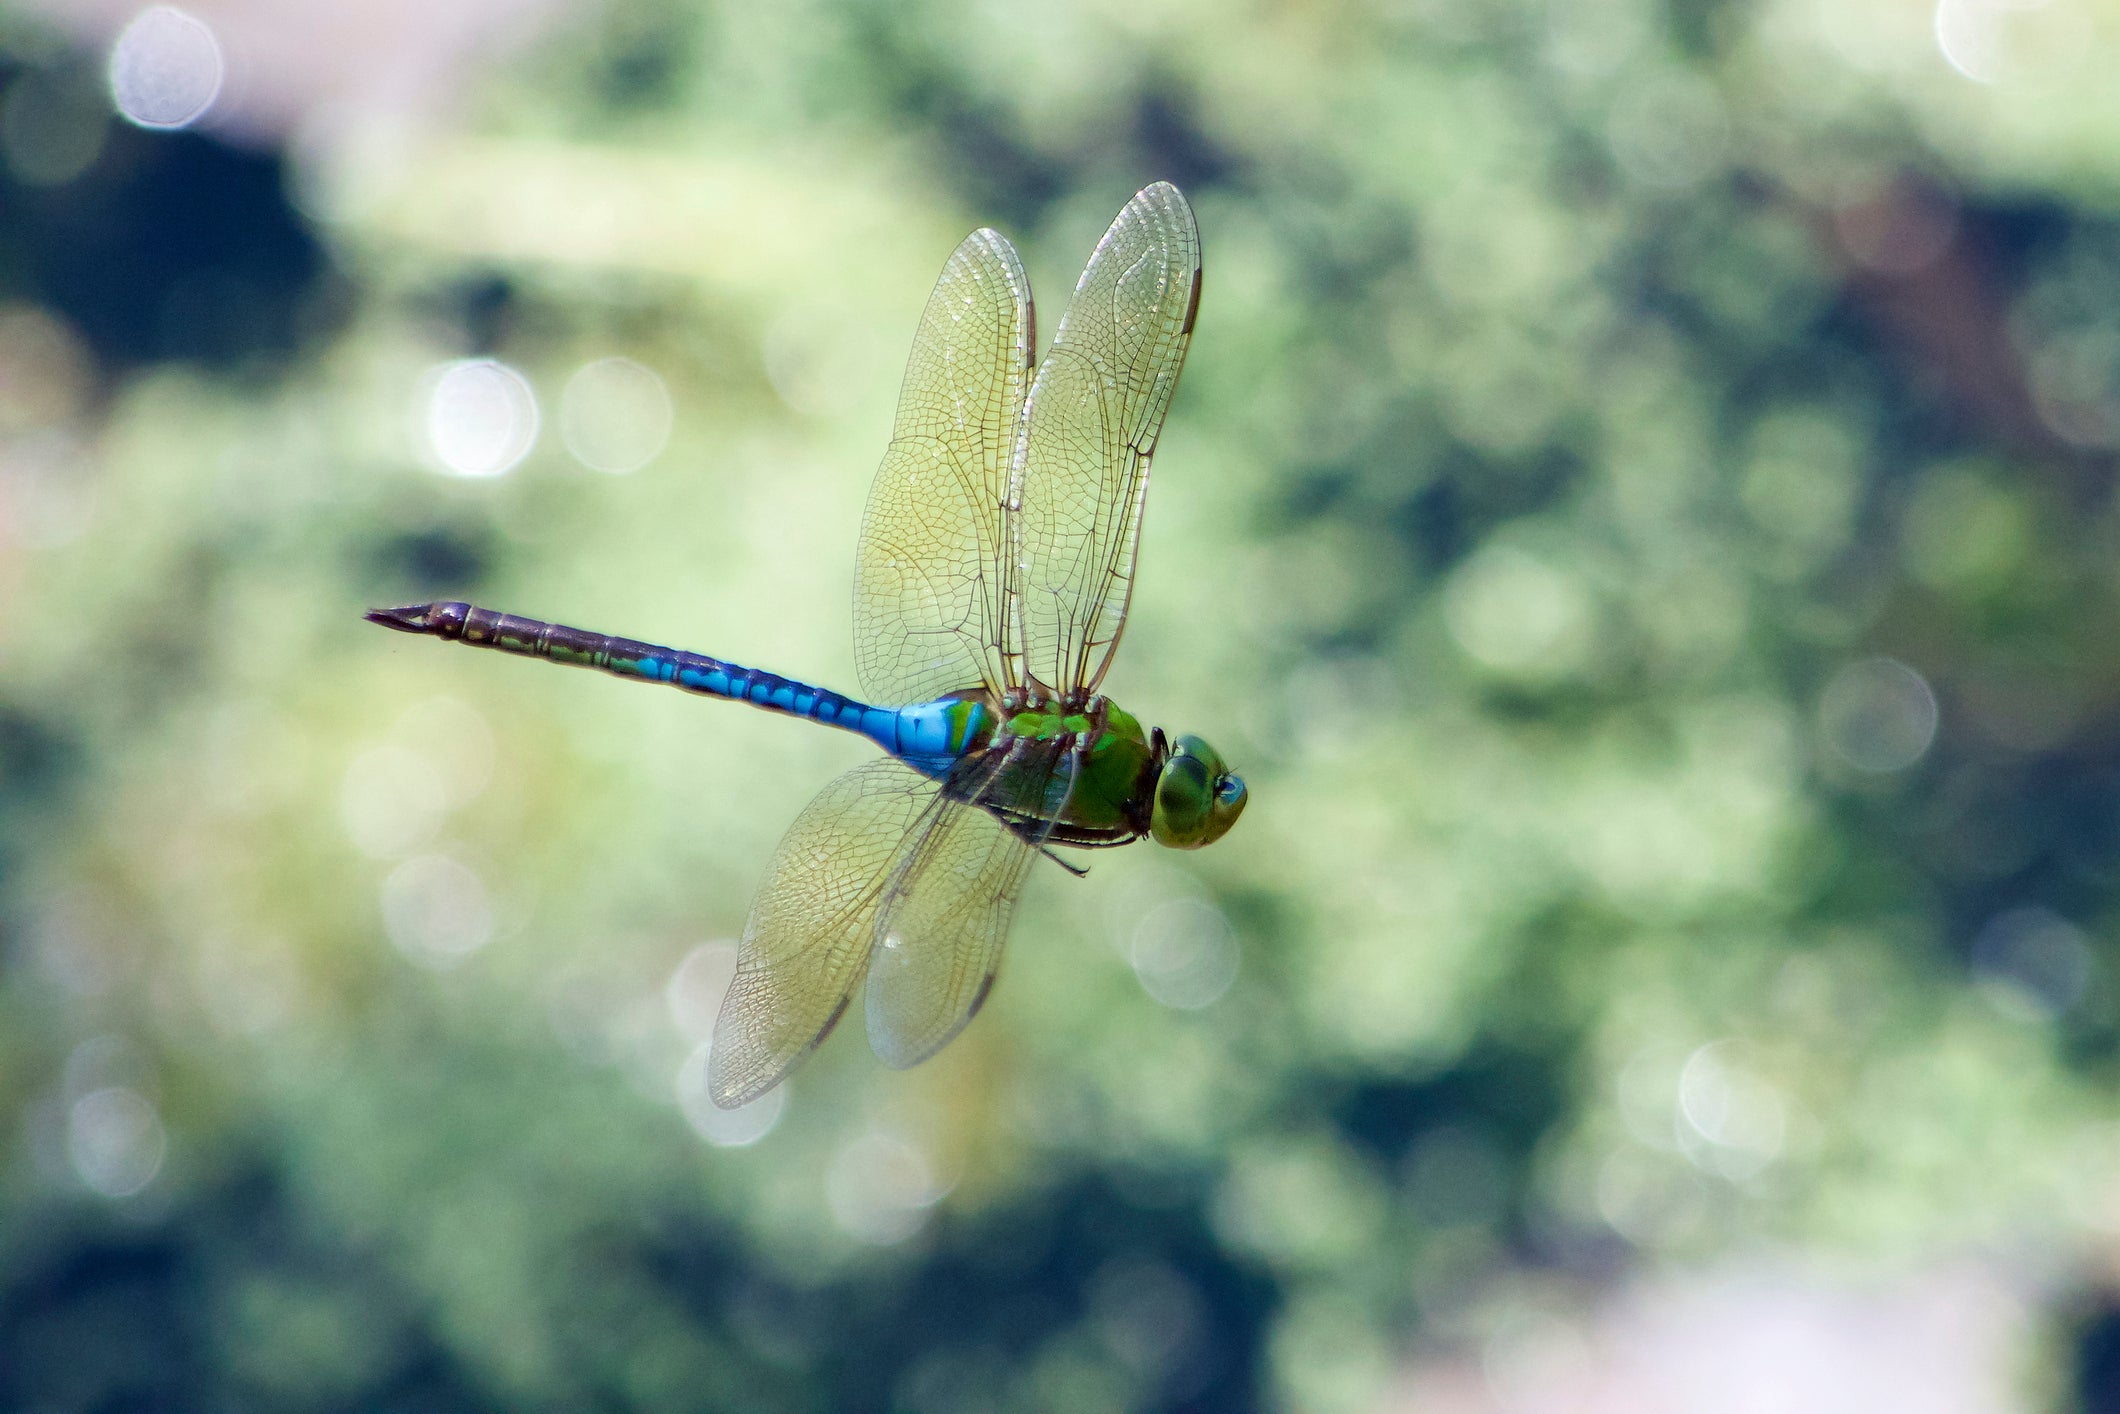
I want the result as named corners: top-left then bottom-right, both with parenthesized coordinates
top-left (365, 601), bottom-right (991, 774)
top-left (885, 696), bottom-right (994, 777)
top-left (626, 652), bottom-right (990, 775)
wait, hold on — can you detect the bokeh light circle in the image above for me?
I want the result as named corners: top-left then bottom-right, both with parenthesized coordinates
top-left (341, 746), bottom-right (446, 860)
top-left (559, 357), bottom-right (673, 474)
top-left (1444, 544), bottom-right (1593, 679)
top-left (826, 1130), bottom-right (947, 1244)
top-left (665, 942), bottom-right (737, 1042)
top-left (1130, 898), bottom-right (1240, 1010)
top-left (675, 1042), bottom-right (785, 1146)
top-left (381, 854), bottom-right (496, 968)
top-left (67, 1086), bottom-right (166, 1198)
top-left (1935, 0), bottom-right (2006, 83)
top-left (107, 7), bottom-right (223, 130)
top-left (1819, 657), bottom-right (1939, 773)
top-left (422, 358), bottom-right (539, 478)
top-left (1675, 1040), bottom-right (1786, 1181)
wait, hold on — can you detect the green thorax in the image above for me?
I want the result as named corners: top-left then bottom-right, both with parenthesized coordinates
top-left (998, 701), bottom-right (1157, 836)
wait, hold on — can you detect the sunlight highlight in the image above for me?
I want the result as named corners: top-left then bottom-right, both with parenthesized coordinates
top-left (107, 7), bottom-right (223, 130)
top-left (560, 357), bottom-right (672, 474)
top-left (1819, 657), bottom-right (1938, 773)
top-left (676, 1042), bottom-right (785, 1146)
top-left (422, 358), bottom-right (539, 477)
top-left (827, 1130), bottom-right (948, 1244)
top-left (341, 746), bottom-right (446, 860)
top-left (381, 854), bottom-right (495, 967)
top-left (68, 1087), bottom-right (166, 1198)
top-left (665, 943), bottom-right (788, 1145)
top-left (1677, 1041), bottom-right (1786, 1181)
top-left (1130, 898), bottom-right (1240, 1010)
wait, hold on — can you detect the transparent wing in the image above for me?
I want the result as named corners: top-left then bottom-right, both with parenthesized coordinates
top-left (708, 758), bottom-right (940, 1108)
top-left (862, 743), bottom-right (1070, 1070)
top-left (1010, 182), bottom-right (1201, 699)
top-left (854, 227), bottom-right (1034, 706)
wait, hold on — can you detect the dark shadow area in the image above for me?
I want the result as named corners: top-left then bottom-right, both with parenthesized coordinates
top-left (0, 59), bottom-right (345, 377)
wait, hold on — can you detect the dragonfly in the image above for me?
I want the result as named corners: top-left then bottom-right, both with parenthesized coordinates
top-left (368, 182), bottom-right (1246, 1108)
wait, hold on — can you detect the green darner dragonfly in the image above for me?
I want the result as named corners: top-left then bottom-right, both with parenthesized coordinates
top-left (368, 182), bottom-right (1246, 1108)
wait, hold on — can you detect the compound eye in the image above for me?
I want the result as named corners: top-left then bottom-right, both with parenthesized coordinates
top-left (1150, 754), bottom-right (1214, 848)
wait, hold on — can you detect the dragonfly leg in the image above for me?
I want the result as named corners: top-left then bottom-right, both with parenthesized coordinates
top-left (1040, 846), bottom-right (1089, 877)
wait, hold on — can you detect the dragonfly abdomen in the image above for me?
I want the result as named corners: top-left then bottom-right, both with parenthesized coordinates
top-left (884, 695), bottom-right (997, 778)
top-left (366, 600), bottom-right (899, 738)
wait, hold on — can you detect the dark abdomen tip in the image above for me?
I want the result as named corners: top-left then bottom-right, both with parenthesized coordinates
top-left (364, 602), bottom-right (469, 638)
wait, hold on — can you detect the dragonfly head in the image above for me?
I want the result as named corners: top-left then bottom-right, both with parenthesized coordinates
top-left (1150, 734), bottom-right (1247, 849)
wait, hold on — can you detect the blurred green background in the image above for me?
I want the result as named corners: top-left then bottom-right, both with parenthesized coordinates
top-left (5, 0), bottom-right (2120, 1408)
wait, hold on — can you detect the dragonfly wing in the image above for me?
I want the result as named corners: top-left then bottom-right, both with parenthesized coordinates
top-left (709, 758), bottom-right (939, 1108)
top-left (862, 745), bottom-right (1067, 1070)
top-left (854, 226), bottom-right (1034, 706)
top-left (1011, 182), bottom-right (1201, 699)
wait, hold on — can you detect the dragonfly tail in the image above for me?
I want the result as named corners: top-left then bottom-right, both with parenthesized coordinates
top-left (364, 600), bottom-right (922, 745)
top-left (365, 604), bottom-right (446, 634)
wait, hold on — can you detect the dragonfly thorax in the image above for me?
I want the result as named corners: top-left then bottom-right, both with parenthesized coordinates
top-left (984, 700), bottom-right (1244, 850)
top-left (989, 697), bottom-right (1154, 841)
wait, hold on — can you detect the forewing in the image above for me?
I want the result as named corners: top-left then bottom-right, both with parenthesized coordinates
top-left (1010, 182), bottom-right (1200, 698)
top-left (862, 745), bottom-right (1067, 1070)
top-left (854, 227), bottom-right (1034, 706)
top-left (709, 759), bottom-right (938, 1108)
